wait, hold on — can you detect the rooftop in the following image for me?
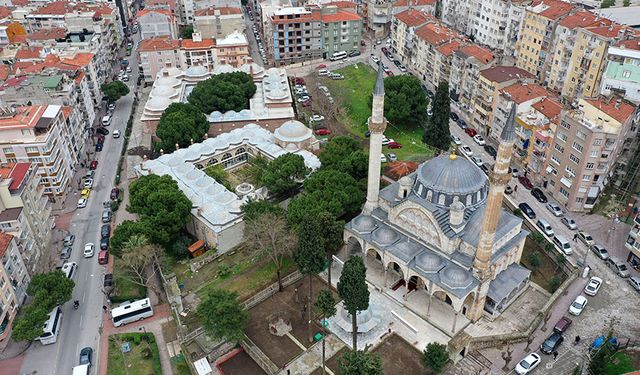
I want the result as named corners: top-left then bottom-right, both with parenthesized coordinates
top-left (584, 97), bottom-right (635, 124)
top-left (530, 0), bottom-right (574, 20)
top-left (436, 40), bottom-right (461, 56)
top-left (0, 105), bottom-right (60, 131)
top-left (181, 38), bottom-right (216, 49)
top-left (322, 10), bottom-right (361, 23)
top-left (585, 23), bottom-right (626, 38)
top-left (394, 9), bottom-right (432, 27)
top-left (558, 11), bottom-right (599, 29)
top-left (138, 9), bottom-right (174, 18)
top-left (194, 6), bottom-right (242, 17)
top-left (26, 28), bottom-right (67, 41)
top-left (415, 23), bottom-right (460, 46)
top-left (325, 1), bottom-right (358, 8)
top-left (532, 97), bottom-right (563, 123)
top-left (60, 53), bottom-right (94, 68)
top-left (138, 37), bottom-right (180, 52)
top-left (458, 45), bottom-right (494, 64)
top-left (613, 39), bottom-right (640, 51)
top-left (593, 5), bottom-right (640, 27)
top-left (480, 66), bottom-right (535, 83)
top-left (0, 162), bottom-right (30, 191)
top-left (15, 47), bottom-right (43, 60)
top-left (30, 1), bottom-right (70, 16)
top-left (393, 0), bottom-right (436, 6)
top-left (0, 232), bottom-right (13, 257)
top-left (501, 83), bottom-right (549, 104)
top-left (217, 30), bottom-right (247, 46)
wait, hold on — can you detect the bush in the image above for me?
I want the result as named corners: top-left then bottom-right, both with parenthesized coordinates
top-left (168, 234), bottom-right (193, 259)
top-left (549, 275), bottom-right (562, 293)
top-left (423, 342), bottom-right (450, 373)
top-left (513, 208), bottom-right (523, 218)
top-left (141, 347), bottom-right (152, 359)
top-left (217, 264), bottom-right (233, 279)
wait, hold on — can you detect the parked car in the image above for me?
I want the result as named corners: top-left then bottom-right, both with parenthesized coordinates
top-left (606, 258), bottom-right (630, 278)
top-left (101, 224), bottom-right (110, 239)
top-left (531, 188), bottom-right (548, 203)
top-left (90, 160), bottom-right (98, 170)
top-left (473, 134), bottom-right (486, 146)
top-left (381, 47), bottom-right (388, 54)
top-left (386, 70), bottom-right (394, 76)
top-left (100, 238), bottom-right (109, 250)
top-left (518, 203), bottom-right (536, 219)
top-left (380, 154), bottom-right (387, 163)
top-left (79, 347), bottom-right (93, 366)
top-left (451, 135), bottom-right (462, 145)
top-left (464, 128), bottom-right (477, 137)
top-left (110, 188), bottom-right (119, 200)
top-left (310, 114), bottom-right (325, 122)
top-left (515, 353), bottom-right (541, 375)
top-left (113, 130), bottom-right (121, 138)
top-left (84, 243), bottom-right (95, 258)
top-left (518, 176), bottom-right (533, 189)
top-left (536, 219), bottom-right (554, 237)
top-left (628, 276), bottom-right (640, 292)
top-left (60, 246), bottom-right (72, 259)
top-left (584, 276), bottom-right (602, 296)
top-left (460, 145), bottom-right (473, 157)
top-left (95, 143), bottom-right (103, 152)
top-left (547, 203), bottom-right (563, 217)
top-left (387, 141), bottom-right (403, 149)
top-left (561, 216), bottom-right (578, 230)
top-left (484, 145), bottom-right (497, 158)
top-left (64, 234), bottom-right (76, 246)
top-left (83, 178), bottom-right (94, 189)
top-left (80, 189), bottom-right (91, 199)
top-left (387, 153), bottom-right (397, 162)
top-left (348, 50), bottom-right (360, 57)
top-left (540, 332), bottom-right (564, 354)
top-left (471, 156), bottom-right (483, 167)
top-left (314, 128), bottom-right (331, 136)
top-left (590, 244), bottom-right (609, 260)
top-left (317, 64), bottom-right (327, 69)
top-left (96, 127), bottom-right (109, 135)
top-left (77, 198), bottom-right (87, 208)
top-left (108, 102), bottom-right (116, 111)
top-left (457, 118), bottom-right (468, 129)
top-left (98, 250), bottom-right (109, 265)
top-left (318, 69), bottom-right (329, 76)
top-left (569, 295), bottom-right (588, 315)
top-left (553, 316), bottom-right (572, 334)
top-left (371, 55), bottom-right (380, 64)
top-left (399, 64), bottom-right (407, 72)
top-left (450, 112), bottom-right (459, 122)
top-left (577, 231), bottom-right (594, 246)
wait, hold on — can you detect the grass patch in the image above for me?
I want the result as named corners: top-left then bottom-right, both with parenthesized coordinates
top-left (111, 257), bottom-right (146, 303)
top-left (107, 333), bottom-right (162, 375)
top-left (321, 63), bottom-right (434, 162)
top-left (520, 238), bottom-right (568, 293)
top-left (605, 352), bottom-right (636, 375)
top-left (171, 354), bottom-right (191, 375)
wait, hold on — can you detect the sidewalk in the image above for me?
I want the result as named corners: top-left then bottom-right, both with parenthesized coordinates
top-left (279, 334), bottom-right (345, 375)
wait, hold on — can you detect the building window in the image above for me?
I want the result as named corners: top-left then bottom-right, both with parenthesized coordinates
top-left (559, 187), bottom-right (569, 198)
top-left (2, 147), bottom-right (13, 154)
top-left (569, 154), bottom-right (580, 164)
top-left (551, 154), bottom-right (561, 165)
top-left (576, 197), bottom-right (584, 203)
top-left (572, 142), bottom-right (583, 153)
top-left (593, 139), bottom-right (602, 146)
top-left (557, 132), bottom-right (567, 142)
top-left (623, 70), bottom-right (631, 78)
top-left (582, 175), bottom-right (590, 181)
top-left (585, 163), bottom-right (594, 169)
top-left (560, 120), bottom-right (571, 130)
top-left (565, 166), bottom-right (576, 177)
top-left (576, 131), bottom-right (586, 140)
top-left (554, 144), bottom-right (564, 153)
top-left (590, 150), bottom-right (597, 158)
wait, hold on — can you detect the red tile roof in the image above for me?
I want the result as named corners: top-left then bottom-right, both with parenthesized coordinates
top-left (585, 97), bottom-right (635, 123)
top-left (10, 0), bottom-right (28, 6)
top-left (0, 6), bottom-right (11, 19)
top-left (558, 11), bottom-right (599, 29)
top-left (436, 40), bottom-right (460, 56)
top-left (394, 9), bottom-right (431, 27)
top-left (615, 39), bottom-right (640, 51)
top-left (138, 37), bottom-right (180, 52)
top-left (0, 106), bottom-right (49, 130)
top-left (0, 163), bottom-right (30, 191)
top-left (0, 233), bottom-right (13, 257)
top-left (0, 75), bottom-right (28, 89)
top-left (326, 1), bottom-right (357, 9)
top-left (458, 44), bottom-right (494, 64)
top-left (31, 1), bottom-right (70, 16)
top-left (480, 66), bottom-right (535, 83)
top-left (60, 53), bottom-right (94, 68)
top-left (181, 38), bottom-right (215, 49)
top-left (26, 28), bottom-right (67, 41)
top-left (415, 23), bottom-right (460, 46)
top-left (0, 65), bottom-right (10, 81)
top-left (15, 47), bottom-right (43, 60)
top-left (532, 97), bottom-right (563, 123)
top-left (194, 6), bottom-right (242, 17)
top-left (138, 9), bottom-right (174, 18)
top-left (533, 0), bottom-right (574, 20)
top-left (393, 0), bottom-right (435, 6)
top-left (321, 10), bottom-right (361, 23)
top-left (586, 23), bottom-right (625, 38)
top-left (502, 83), bottom-right (549, 104)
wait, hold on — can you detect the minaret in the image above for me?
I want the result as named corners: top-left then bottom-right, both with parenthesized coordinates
top-left (468, 104), bottom-right (517, 321)
top-left (363, 62), bottom-right (387, 214)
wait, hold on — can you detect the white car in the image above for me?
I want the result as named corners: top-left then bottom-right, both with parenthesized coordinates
top-left (381, 137), bottom-right (394, 146)
top-left (561, 216), bottom-right (578, 230)
top-left (515, 353), bottom-right (541, 375)
top-left (318, 69), bottom-right (329, 76)
top-left (83, 178), bottom-right (94, 189)
top-left (113, 130), bottom-right (121, 138)
top-left (584, 276), bottom-right (602, 296)
top-left (84, 243), bottom-right (95, 258)
top-left (569, 295), bottom-right (588, 315)
top-left (77, 197), bottom-right (88, 208)
top-left (460, 145), bottom-right (473, 157)
top-left (371, 55), bottom-right (380, 63)
top-left (546, 202), bottom-right (563, 217)
top-left (471, 156), bottom-right (483, 167)
top-left (380, 154), bottom-right (388, 163)
top-left (387, 153), bottom-right (397, 162)
top-left (473, 134), bottom-right (486, 146)
top-left (310, 114), bottom-right (325, 122)
top-left (451, 135), bottom-right (462, 145)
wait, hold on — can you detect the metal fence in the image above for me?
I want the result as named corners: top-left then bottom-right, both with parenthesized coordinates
top-left (241, 335), bottom-right (280, 375)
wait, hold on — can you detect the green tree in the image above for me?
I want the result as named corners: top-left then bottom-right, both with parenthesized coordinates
top-left (303, 169), bottom-right (365, 217)
top-left (555, 253), bottom-right (567, 272)
top-left (319, 136), bottom-right (361, 170)
top-left (315, 290), bottom-right (337, 375)
top-left (188, 72), bottom-right (256, 114)
top-left (338, 150), bottom-right (369, 181)
top-left (101, 81), bottom-right (130, 103)
top-left (623, 0), bottom-right (631, 6)
top-left (423, 81), bottom-right (451, 151)
top-left (204, 164), bottom-right (232, 190)
top-left (287, 191), bottom-right (343, 226)
top-left (110, 220), bottom-right (151, 257)
top-left (379, 75), bottom-right (428, 129)
top-left (128, 175), bottom-right (192, 246)
top-left (242, 200), bottom-right (285, 222)
top-left (588, 332), bottom-right (616, 375)
top-left (197, 289), bottom-right (248, 343)
top-left (168, 234), bottom-right (193, 259)
top-left (12, 305), bottom-right (49, 342)
top-left (120, 235), bottom-right (162, 299)
top-left (423, 342), bottom-right (450, 373)
top-left (155, 103), bottom-right (209, 153)
top-left (261, 153), bottom-right (309, 196)
top-left (530, 232), bottom-right (545, 246)
top-left (337, 350), bottom-right (384, 375)
top-left (526, 252), bottom-right (542, 274)
top-left (337, 256), bottom-right (370, 350)
top-left (181, 26), bottom-right (194, 39)
top-left (549, 275), bottom-right (562, 292)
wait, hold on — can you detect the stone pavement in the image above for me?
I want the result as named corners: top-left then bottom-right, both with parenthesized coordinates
top-left (279, 334), bottom-right (345, 375)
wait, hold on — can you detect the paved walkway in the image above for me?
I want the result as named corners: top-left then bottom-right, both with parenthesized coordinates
top-left (279, 334), bottom-right (345, 375)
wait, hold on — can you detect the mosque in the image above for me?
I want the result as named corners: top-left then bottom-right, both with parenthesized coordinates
top-left (343, 64), bottom-right (531, 328)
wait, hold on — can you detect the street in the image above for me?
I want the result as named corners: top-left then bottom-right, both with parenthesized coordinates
top-left (19, 30), bottom-right (141, 375)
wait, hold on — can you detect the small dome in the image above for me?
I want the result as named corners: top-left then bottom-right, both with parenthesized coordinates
top-left (285, 143), bottom-right (298, 151)
top-left (450, 200), bottom-right (465, 211)
top-left (274, 120), bottom-right (311, 142)
top-left (155, 75), bottom-right (181, 88)
top-left (399, 176), bottom-right (412, 186)
top-left (371, 227), bottom-right (399, 246)
top-left (440, 265), bottom-right (472, 289)
top-left (184, 65), bottom-right (209, 78)
top-left (414, 252), bottom-right (445, 273)
top-left (151, 85), bottom-right (177, 97)
top-left (213, 64), bottom-right (235, 74)
top-left (352, 215), bottom-right (377, 233)
top-left (392, 241), bottom-right (422, 262)
top-left (146, 96), bottom-right (173, 111)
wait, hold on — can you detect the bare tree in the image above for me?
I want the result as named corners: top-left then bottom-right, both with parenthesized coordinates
top-left (501, 344), bottom-right (513, 372)
top-left (120, 234), bottom-right (162, 301)
top-left (525, 334), bottom-right (535, 351)
top-left (244, 212), bottom-right (297, 291)
top-left (541, 311), bottom-right (552, 332)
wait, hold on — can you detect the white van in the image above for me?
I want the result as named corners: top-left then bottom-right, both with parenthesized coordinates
top-left (329, 51), bottom-right (348, 61)
top-left (553, 235), bottom-right (572, 255)
top-left (101, 115), bottom-right (112, 126)
top-left (72, 364), bottom-right (89, 375)
top-left (536, 219), bottom-right (554, 237)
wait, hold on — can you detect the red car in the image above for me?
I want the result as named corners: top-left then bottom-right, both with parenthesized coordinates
top-left (317, 64), bottom-right (327, 69)
top-left (90, 160), bottom-right (98, 170)
top-left (464, 128), bottom-right (478, 137)
top-left (381, 47), bottom-right (388, 54)
top-left (302, 100), bottom-right (311, 107)
top-left (315, 128), bottom-right (332, 136)
top-left (387, 141), bottom-right (402, 149)
top-left (518, 176), bottom-right (534, 190)
top-left (386, 71), bottom-right (394, 76)
top-left (110, 187), bottom-right (119, 200)
top-left (294, 77), bottom-right (305, 85)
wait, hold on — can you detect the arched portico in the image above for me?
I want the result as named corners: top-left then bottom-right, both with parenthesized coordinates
top-left (344, 236), bottom-right (363, 257)
top-left (386, 260), bottom-right (405, 290)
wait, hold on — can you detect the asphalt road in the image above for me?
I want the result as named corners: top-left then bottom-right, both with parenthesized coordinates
top-left (20, 31), bottom-right (141, 375)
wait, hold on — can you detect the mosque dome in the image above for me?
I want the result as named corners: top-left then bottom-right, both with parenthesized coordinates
top-left (440, 265), bottom-right (473, 289)
top-left (146, 96), bottom-right (173, 111)
top-left (371, 227), bottom-right (399, 246)
top-left (184, 65), bottom-right (209, 78)
top-left (274, 120), bottom-right (311, 142)
top-left (352, 215), bottom-right (377, 233)
top-left (151, 84), bottom-right (178, 98)
top-left (414, 252), bottom-right (446, 273)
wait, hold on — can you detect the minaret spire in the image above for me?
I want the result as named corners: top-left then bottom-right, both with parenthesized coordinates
top-left (467, 104), bottom-right (517, 321)
top-left (363, 62), bottom-right (387, 214)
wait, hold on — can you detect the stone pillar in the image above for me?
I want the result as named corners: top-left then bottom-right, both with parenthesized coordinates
top-left (384, 267), bottom-right (388, 288)
top-left (427, 292), bottom-right (433, 317)
top-left (452, 310), bottom-right (459, 333)
top-left (403, 278), bottom-right (409, 301)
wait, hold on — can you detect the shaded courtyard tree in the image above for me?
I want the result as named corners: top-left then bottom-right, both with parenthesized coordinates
top-left (187, 71), bottom-right (257, 114)
top-left (197, 289), bottom-right (248, 343)
top-left (287, 190), bottom-right (343, 226)
top-left (241, 200), bottom-right (285, 222)
top-left (155, 103), bottom-right (209, 153)
top-left (303, 169), bottom-right (365, 217)
top-left (423, 342), bottom-right (450, 373)
top-left (337, 256), bottom-right (370, 350)
top-left (423, 81), bottom-right (451, 151)
top-left (120, 234), bottom-right (162, 300)
top-left (337, 350), bottom-right (384, 375)
top-left (244, 212), bottom-right (297, 291)
top-left (261, 153), bottom-right (309, 196)
top-left (319, 136), bottom-right (361, 170)
top-left (101, 81), bottom-right (130, 103)
top-left (338, 150), bottom-right (369, 181)
top-left (380, 75), bottom-right (428, 129)
top-left (110, 220), bottom-right (152, 258)
top-left (315, 289), bottom-right (337, 375)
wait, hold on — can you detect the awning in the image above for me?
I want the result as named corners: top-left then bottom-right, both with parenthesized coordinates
top-left (561, 177), bottom-right (572, 188)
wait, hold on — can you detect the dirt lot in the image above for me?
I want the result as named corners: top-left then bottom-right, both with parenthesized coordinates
top-left (373, 334), bottom-right (432, 375)
top-left (219, 350), bottom-right (266, 375)
top-left (310, 347), bottom-right (347, 375)
top-left (244, 276), bottom-right (337, 367)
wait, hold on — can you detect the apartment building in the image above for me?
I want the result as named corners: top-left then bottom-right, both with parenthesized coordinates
top-left (545, 97), bottom-right (637, 212)
top-left (625, 213), bottom-right (640, 267)
top-left (269, 7), bottom-right (323, 66)
top-left (194, 6), bottom-right (244, 39)
top-left (364, 0), bottom-right (435, 37)
top-left (0, 233), bottom-right (30, 342)
top-left (0, 163), bottom-right (52, 273)
top-left (470, 66), bottom-right (535, 135)
top-left (0, 22), bottom-right (26, 47)
top-left (413, 22), bottom-right (463, 90)
top-left (177, 0), bottom-right (195, 25)
top-left (138, 37), bottom-right (181, 83)
top-left (515, 0), bottom-right (573, 82)
top-left (215, 30), bottom-right (249, 67)
top-left (449, 45), bottom-right (495, 113)
top-left (601, 39), bottom-right (640, 103)
top-left (321, 7), bottom-right (362, 57)
top-left (489, 83), bottom-right (551, 167)
top-left (470, 0), bottom-right (528, 57)
top-left (526, 97), bottom-right (564, 185)
top-left (138, 9), bottom-right (179, 40)
top-left (0, 105), bottom-right (83, 204)
top-left (391, 9), bottom-right (432, 65)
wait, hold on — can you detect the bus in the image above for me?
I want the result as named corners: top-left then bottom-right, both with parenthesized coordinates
top-left (111, 298), bottom-right (154, 327)
top-left (329, 51), bottom-right (348, 61)
top-left (37, 306), bottom-right (62, 345)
